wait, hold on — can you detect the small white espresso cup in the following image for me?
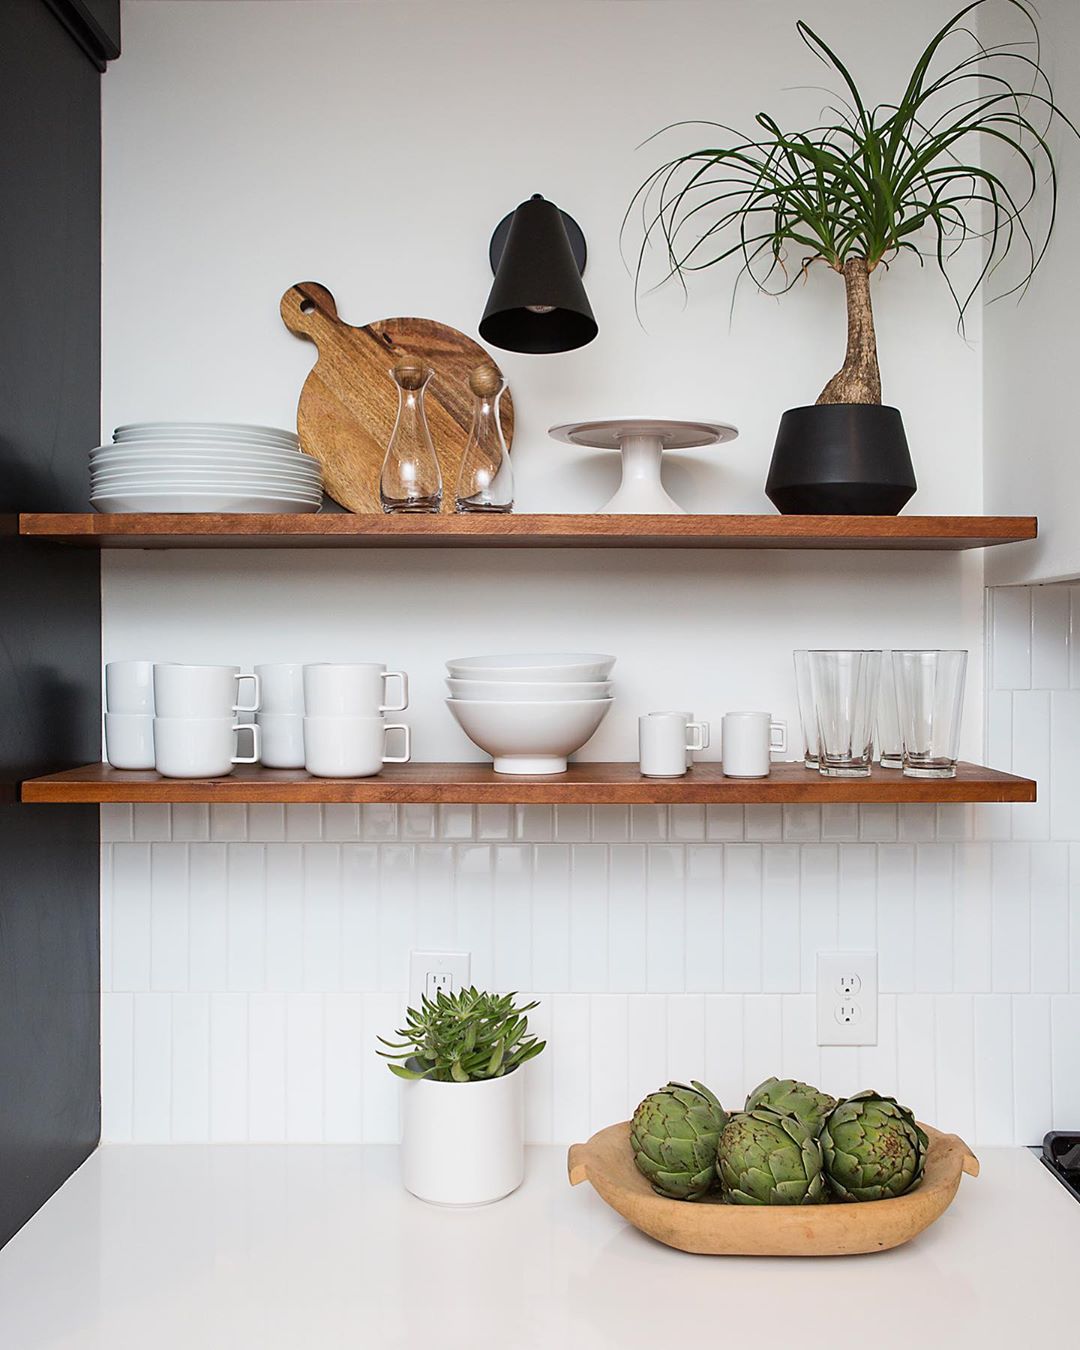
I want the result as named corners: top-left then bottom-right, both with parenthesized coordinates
top-left (105, 711), bottom-right (155, 769)
top-left (303, 716), bottom-right (411, 778)
top-left (154, 664), bottom-right (260, 718)
top-left (105, 660), bottom-right (155, 714)
top-left (721, 711), bottom-right (787, 778)
top-left (256, 711), bottom-right (305, 769)
top-left (154, 716), bottom-right (260, 778)
top-left (303, 663), bottom-right (409, 717)
top-left (254, 663), bottom-right (306, 715)
top-left (639, 711), bottom-right (711, 778)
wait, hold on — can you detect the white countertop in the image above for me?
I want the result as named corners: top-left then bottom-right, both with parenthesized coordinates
top-left (0, 1144), bottom-right (1076, 1348)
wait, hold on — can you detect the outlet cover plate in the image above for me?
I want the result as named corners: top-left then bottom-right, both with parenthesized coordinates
top-left (409, 950), bottom-right (471, 1009)
top-left (816, 950), bottom-right (878, 1046)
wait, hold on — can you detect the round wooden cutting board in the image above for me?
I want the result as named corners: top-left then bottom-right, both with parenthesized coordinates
top-left (281, 283), bottom-right (515, 514)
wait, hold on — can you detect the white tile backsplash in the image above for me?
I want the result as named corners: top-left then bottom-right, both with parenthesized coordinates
top-left (99, 584), bottom-right (1080, 1146)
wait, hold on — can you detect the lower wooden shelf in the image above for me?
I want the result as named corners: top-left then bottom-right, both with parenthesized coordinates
top-left (19, 761), bottom-right (1036, 805)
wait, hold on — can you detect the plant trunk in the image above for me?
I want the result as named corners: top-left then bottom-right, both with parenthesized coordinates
top-left (816, 257), bottom-right (881, 406)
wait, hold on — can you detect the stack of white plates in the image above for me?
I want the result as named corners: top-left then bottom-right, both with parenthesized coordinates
top-left (90, 422), bottom-right (323, 513)
top-left (444, 653), bottom-right (616, 774)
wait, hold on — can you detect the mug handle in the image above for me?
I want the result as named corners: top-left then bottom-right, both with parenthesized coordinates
top-left (380, 670), bottom-right (409, 713)
top-left (382, 723), bottom-right (411, 764)
top-left (769, 720), bottom-right (788, 755)
top-left (234, 672), bottom-right (261, 714)
top-left (232, 722), bottom-right (260, 764)
top-left (685, 720), bottom-right (709, 752)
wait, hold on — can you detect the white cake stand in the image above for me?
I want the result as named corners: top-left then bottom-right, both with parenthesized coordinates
top-left (548, 418), bottom-right (738, 514)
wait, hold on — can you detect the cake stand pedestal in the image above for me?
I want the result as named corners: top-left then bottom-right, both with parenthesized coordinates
top-left (548, 418), bottom-right (738, 514)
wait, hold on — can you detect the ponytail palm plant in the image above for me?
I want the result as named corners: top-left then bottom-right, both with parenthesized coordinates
top-left (627, 0), bottom-right (1074, 409)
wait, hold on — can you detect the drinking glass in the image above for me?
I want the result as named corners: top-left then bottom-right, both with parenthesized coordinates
top-left (892, 649), bottom-right (968, 778)
top-left (876, 652), bottom-right (903, 769)
top-left (808, 650), bottom-right (882, 777)
top-left (793, 650), bottom-right (818, 769)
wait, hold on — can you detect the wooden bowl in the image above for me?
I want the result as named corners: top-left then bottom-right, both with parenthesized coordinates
top-left (567, 1120), bottom-right (979, 1256)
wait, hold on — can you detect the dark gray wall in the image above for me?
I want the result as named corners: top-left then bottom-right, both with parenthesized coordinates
top-left (0, 0), bottom-right (111, 1247)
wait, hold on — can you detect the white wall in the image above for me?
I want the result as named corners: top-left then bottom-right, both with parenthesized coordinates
top-left (983, 0), bottom-right (1080, 585)
top-left (98, 0), bottom-right (1074, 1146)
top-left (101, 0), bottom-right (988, 755)
top-left (99, 583), bottom-right (1080, 1146)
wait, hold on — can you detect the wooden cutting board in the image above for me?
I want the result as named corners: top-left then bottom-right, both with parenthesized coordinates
top-left (281, 282), bottom-right (514, 514)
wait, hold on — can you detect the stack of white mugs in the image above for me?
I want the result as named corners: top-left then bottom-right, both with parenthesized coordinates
top-left (257, 663), bottom-right (410, 778)
top-left (104, 661), bottom-right (411, 779)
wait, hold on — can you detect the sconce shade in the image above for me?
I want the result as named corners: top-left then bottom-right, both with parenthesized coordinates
top-left (479, 195), bottom-right (598, 354)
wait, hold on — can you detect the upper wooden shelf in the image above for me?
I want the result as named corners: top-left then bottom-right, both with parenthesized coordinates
top-left (21, 761), bottom-right (1035, 805)
top-left (15, 513), bottom-right (1037, 551)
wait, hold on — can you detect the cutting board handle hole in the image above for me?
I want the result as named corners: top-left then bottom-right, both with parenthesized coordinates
top-left (299, 299), bottom-right (315, 315)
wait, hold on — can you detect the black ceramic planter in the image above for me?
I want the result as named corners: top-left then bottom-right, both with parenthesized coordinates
top-left (765, 404), bottom-right (916, 515)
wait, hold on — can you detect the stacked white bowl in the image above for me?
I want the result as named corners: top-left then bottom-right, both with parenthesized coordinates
top-left (445, 653), bottom-right (616, 774)
top-left (90, 422), bottom-right (323, 513)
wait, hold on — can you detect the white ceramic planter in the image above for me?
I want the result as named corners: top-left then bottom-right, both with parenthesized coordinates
top-left (400, 1070), bottom-right (525, 1206)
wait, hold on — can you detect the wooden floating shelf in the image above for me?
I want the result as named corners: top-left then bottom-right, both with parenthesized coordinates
top-left (15, 512), bottom-right (1037, 551)
top-left (20, 761), bottom-right (1036, 805)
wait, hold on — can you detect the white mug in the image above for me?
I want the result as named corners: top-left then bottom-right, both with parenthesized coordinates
top-left (105, 711), bottom-right (155, 770)
top-left (721, 711), bottom-right (787, 778)
top-left (254, 663), bottom-right (305, 715)
top-left (105, 660), bottom-right (155, 714)
top-left (303, 663), bottom-right (409, 716)
top-left (303, 715), bottom-right (410, 778)
top-left (639, 711), bottom-right (710, 778)
top-left (154, 664), bottom-right (260, 717)
top-left (256, 711), bottom-right (305, 769)
top-left (154, 716), bottom-right (260, 778)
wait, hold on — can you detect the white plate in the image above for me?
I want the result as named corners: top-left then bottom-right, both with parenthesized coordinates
top-left (91, 491), bottom-right (322, 513)
top-left (114, 421), bottom-right (298, 442)
top-left (92, 467), bottom-right (321, 487)
top-left (446, 678), bottom-right (614, 702)
top-left (91, 480), bottom-right (322, 499)
top-left (92, 445), bottom-right (316, 465)
top-left (446, 653), bottom-right (617, 681)
top-left (110, 434), bottom-right (299, 450)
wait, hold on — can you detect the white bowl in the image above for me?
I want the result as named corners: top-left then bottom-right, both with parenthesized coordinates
top-left (445, 697), bottom-right (613, 774)
top-left (446, 677), bottom-right (613, 702)
top-left (446, 653), bottom-right (616, 681)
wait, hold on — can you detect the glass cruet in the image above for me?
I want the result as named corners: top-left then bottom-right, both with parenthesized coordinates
top-left (380, 360), bottom-right (442, 513)
top-left (455, 363), bottom-right (514, 513)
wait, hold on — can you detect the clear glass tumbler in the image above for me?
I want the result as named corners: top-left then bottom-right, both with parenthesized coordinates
top-left (793, 650), bottom-right (818, 770)
top-left (892, 649), bottom-right (968, 778)
top-left (877, 652), bottom-right (903, 769)
top-left (808, 650), bottom-right (882, 778)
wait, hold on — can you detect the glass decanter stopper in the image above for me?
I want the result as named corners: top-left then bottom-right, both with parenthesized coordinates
top-left (455, 364), bottom-right (514, 513)
top-left (380, 360), bottom-right (442, 513)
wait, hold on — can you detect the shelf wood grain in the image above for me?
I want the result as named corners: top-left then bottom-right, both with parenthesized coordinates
top-left (15, 512), bottom-right (1037, 550)
top-left (20, 761), bottom-right (1036, 805)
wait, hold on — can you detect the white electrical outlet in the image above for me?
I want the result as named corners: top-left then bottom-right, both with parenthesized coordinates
top-left (408, 950), bottom-right (470, 1008)
top-left (816, 951), bottom-right (878, 1046)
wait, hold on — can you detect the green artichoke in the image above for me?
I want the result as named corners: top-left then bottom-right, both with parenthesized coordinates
top-left (629, 1081), bottom-right (728, 1200)
top-left (744, 1076), bottom-right (837, 1134)
top-left (821, 1090), bottom-right (929, 1201)
top-left (717, 1108), bottom-right (828, 1205)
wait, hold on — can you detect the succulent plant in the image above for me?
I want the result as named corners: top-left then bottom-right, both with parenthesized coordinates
top-left (718, 1107), bottom-right (828, 1205)
top-left (744, 1076), bottom-right (837, 1135)
top-left (377, 987), bottom-right (545, 1083)
top-left (821, 1090), bottom-right (929, 1201)
top-left (629, 1081), bottom-right (728, 1200)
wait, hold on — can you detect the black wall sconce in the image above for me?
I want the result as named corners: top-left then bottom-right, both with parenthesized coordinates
top-left (479, 194), bottom-right (598, 354)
